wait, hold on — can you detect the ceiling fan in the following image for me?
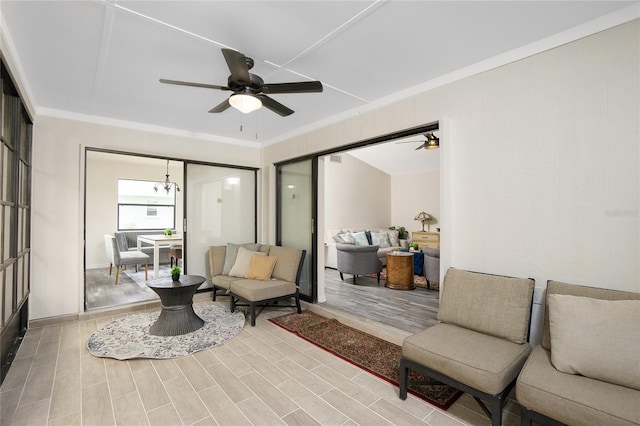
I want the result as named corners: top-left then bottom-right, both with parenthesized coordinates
top-left (395, 132), bottom-right (439, 150)
top-left (160, 48), bottom-right (323, 117)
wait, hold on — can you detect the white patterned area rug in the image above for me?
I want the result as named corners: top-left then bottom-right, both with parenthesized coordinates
top-left (87, 303), bottom-right (245, 360)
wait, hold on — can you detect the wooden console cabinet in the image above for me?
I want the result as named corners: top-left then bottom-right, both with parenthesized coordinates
top-left (411, 231), bottom-right (440, 249)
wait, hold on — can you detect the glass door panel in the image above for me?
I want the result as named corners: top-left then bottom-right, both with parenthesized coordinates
top-left (277, 159), bottom-right (315, 301)
top-left (185, 163), bottom-right (256, 288)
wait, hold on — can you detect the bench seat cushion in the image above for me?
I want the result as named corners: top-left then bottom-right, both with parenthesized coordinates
top-left (403, 323), bottom-right (531, 395)
top-left (516, 346), bottom-right (640, 426)
top-left (230, 279), bottom-right (296, 302)
top-left (210, 274), bottom-right (241, 290)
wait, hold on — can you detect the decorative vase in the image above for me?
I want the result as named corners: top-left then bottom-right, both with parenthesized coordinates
top-left (171, 274), bottom-right (180, 282)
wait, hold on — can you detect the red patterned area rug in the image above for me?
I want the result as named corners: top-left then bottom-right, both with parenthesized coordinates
top-left (269, 310), bottom-right (461, 410)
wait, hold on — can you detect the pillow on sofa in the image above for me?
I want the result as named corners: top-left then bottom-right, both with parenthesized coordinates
top-left (352, 231), bottom-right (369, 246)
top-left (223, 243), bottom-right (261, 275)
top-left (332, 233), bottom-right (346, 243)
top-left (370, 231), bottom-right (391, 248)
top-left (386, 229), bottom-right (399, 247)
top-left (549, 294), bottom-right (640, 390)
top-left (229, 247), bottom-right (266, 277)
top-left (245, 254), bottom-right (278, 280)
top-left (339, 233), bottom-right (356, 244)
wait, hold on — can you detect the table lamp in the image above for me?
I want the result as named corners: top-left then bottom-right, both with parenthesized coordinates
top-left (414, 211), bottom-right (433, 232)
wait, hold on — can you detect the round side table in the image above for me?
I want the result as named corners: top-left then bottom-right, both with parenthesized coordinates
top-left (146, 275), bottom-right (206, 336)
top-left (385, 252), bottom-right (415, 290)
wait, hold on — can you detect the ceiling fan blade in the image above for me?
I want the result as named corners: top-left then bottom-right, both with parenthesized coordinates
top-left (208, 99), bottom-right (231, 113)
top-left (257, 95), bottom-right (294, 117)
top-left (415, 143), bottom-right (428, 150)
top-left (221, 48), bottom-right (250, 83)
top-left (159, 79), bottom-right (228, 90)
top-left (261, 81), bottom-right (323, 94)
top-left (395, 140), bottom-right (422, 144)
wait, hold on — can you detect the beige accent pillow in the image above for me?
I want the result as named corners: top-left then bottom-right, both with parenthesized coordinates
top-left (549, 294), bottom-right (640, 390)
top-left (245, 255), bottom-right (278, 280)
top-left (229, 247), bottom-right (266, 278)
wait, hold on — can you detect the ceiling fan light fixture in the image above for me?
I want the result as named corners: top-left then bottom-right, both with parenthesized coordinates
top-left (229, 93), bottom-right (262, 113)
top-left (425, 132), bottom-right (439, 149)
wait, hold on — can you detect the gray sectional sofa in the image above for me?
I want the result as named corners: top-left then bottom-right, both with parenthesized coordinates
top-left (324, 228), bottom-right (402, 269)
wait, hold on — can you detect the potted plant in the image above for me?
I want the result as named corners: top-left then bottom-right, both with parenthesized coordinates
top-left (164, 228), bottom-right (173, 236)
top-left (171, 266), bottom-right (181, 281)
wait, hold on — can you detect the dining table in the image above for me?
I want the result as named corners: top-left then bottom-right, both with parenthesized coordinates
top-left (136, 234), bottom-right (183, 278)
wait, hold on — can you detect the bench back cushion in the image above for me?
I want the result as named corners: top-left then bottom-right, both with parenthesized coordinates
top-left (268, 245), bottom-right (304, 283)
top-left (548, 293), bottom-right (640, 390)
top-left (209, 246), bottom-right (226, 277)
top-left (437, 268), bottom-right (534, 344)
top-left (542, 280), bottom-right (640, 350)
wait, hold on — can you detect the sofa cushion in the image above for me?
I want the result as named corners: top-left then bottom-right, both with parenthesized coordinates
top-left (403, 323), bottom-right (531, 395)
top-left (437, 268), bottom-right (534, 344)
top-left (339, 233), bottom-right (356, 244)
top-left (516, 346), bottom-right (640, 426)
top-left (223, 242), bottom-right (261, 275)
top-left (370, 231), bottom-right (390, 248)
top-left (386, 229), bottom-right (399, 247)
top-left (245, 255), bottom-right (278, 280)
top-left (229, 247), bottom-right (266, 278)
top-left (352, 231), bottom-right (369, 246)
top-left (549, 294), bottom-right (640, 390)
top-left (231, 279), bottom-right (296, 302)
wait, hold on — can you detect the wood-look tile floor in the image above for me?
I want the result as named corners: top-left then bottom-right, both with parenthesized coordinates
top-left (1, 294), bottom-right (523, 426)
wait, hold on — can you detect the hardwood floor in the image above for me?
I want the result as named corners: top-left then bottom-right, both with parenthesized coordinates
top-left (85, 267), bottom-right (158, 310)
top-left (321, 268), bottom-right (440, 335)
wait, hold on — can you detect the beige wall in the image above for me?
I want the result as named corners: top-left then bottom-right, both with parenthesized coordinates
top-left (391, 170), bottom-right (441, 237)
top-left (31, 116), bottom-right (260, 320)
top-left (324, 153), bottom-right (391, 231)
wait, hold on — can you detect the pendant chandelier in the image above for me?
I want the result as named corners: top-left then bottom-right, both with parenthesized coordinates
top-left (154, 159), bottom-right (180, 194)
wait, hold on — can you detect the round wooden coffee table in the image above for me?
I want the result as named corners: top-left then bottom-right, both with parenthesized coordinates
top-left (146, 275), bottom-right (206, 336)
top-left (385, 252), bottom-right (415, 290)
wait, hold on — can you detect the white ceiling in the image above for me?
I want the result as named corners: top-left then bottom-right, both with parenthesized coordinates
top-left (1, 1), bottom-right (637, 174)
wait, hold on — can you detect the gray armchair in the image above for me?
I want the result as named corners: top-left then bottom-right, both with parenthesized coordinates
top-left (336, 243), bottom-right (382, 285)
top-left (422, 247), bottom-right (440, 289)
top-left (105, 235), bottom-right (150, 285)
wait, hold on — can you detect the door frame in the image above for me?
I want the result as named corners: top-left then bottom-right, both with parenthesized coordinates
top-left (274, 122), bottom-right (439, 305)
top-left (275, 157), bottom-right (318, 303)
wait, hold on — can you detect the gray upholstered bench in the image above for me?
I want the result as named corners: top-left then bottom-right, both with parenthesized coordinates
top-left (399, 267), bottom-right (534, 426)
top-left (208, 244), bottom-right (306, 326)
top-left (517, 281), bottom-right (640, 426)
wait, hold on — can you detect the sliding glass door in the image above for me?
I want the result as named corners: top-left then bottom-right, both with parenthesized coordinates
top-left (276, 159), bottom-right (316, 302)
top-left (184, 163), bottom-right (256, 288)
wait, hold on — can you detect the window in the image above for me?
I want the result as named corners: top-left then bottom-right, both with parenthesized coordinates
top-left (117, 179), bottom-right (176, 230)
